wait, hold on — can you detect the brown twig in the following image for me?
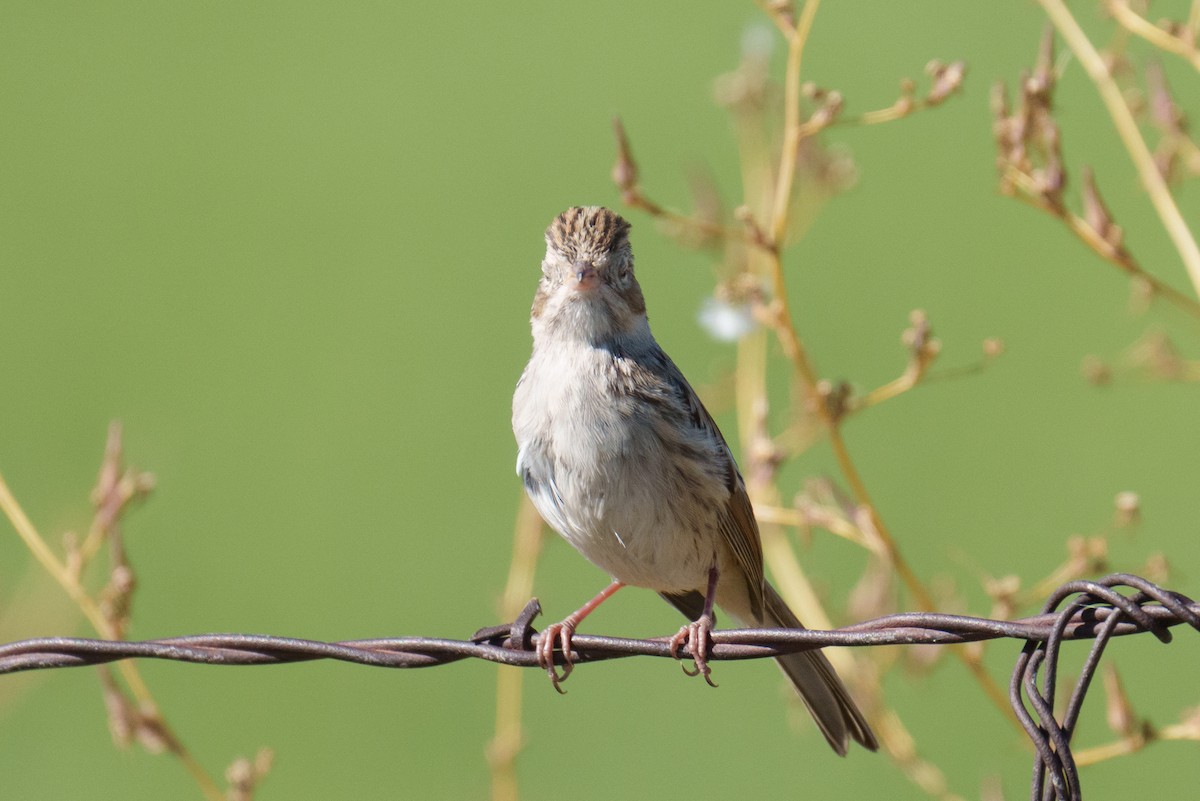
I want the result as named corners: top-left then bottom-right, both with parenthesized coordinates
top-left (0, 434), bottom-right (229, 801)
top-left (745, 3), bottom-right (1015, 728)
top-left (487, 494), bottom-right (545, 801)
top-left (1107, 0), bottom-right (1200, 71)
top-left (1038, 0), bottom-right (1200, 297)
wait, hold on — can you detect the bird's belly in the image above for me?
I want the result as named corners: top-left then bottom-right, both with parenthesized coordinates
top-left (524, 430), bottom-right (724, 593)
top-left (558, 506), bottom-right (718, 592)
top-left (514, 341), bottom-right (734, 595)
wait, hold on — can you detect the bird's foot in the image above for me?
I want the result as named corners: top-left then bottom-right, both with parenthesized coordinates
top-left (669, 613), bottom-right (718, 688)
top-left (537, 620), bottom-right (576, 693)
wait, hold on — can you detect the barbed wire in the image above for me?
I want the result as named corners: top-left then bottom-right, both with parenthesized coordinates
top-left (1011, 573), bottom-right (1200, 801)
top-left (2, 573), bottom-right (1196, 800)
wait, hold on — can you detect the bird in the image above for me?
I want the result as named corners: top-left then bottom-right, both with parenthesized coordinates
top-left (512, 205), bottom-right (876, 755)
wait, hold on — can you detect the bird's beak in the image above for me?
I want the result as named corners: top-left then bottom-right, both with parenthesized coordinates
top-left (569, 261), bottom-right (601, 293)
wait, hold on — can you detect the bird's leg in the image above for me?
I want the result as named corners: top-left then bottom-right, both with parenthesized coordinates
top-left (668, 565), bottom-right (720, 687)
top-left (537, 579), bottom-right (624, 693)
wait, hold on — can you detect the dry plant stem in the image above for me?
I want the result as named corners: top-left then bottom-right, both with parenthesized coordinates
top-left (1038, 0), bottom-right (1200, 298)
top-left (622, 191), bottom-right (748, 245)
top-left (735, 324), bottom-right (772, 466)
top-left (735, 292), bottom-right (956, 794)
top-left (1072, 738), bottom-right (1143, 766)
top-left (1182, 136), bottom-right (1200, 172)
top-left (753, 503), bottom-right (868, 547)
top-left (850, 96), bottom-right (948, 127)
top-left (734, 327), bottom-right (841, 635)
top-left (1003, 170), bottom-right (1200, 319)
top-left (1107, 0), bottom-right (1200, 70)
top-left (875, 710), bottom-right (965, 801)
top-left (758, 247), bottom-right (936, 616)
top-left (488, 493), bottom-right (546, 801)
top-left (757, 0), bottom-right (928, 603)
top-left (1073, 720), bottom-right (1200, 766)
top-left (858, 367), bottom-right (982, 411)
top-left (755, 0), bottom-right (1017, 729)
top-left (831, 408), bottom-right (1018, 721)
top-left (612, 119), bottom-right (750, 246)
top-left (0, 476), bottom-right (99, 623)
top-left (859, 363), bottom-right (934, 409)
top-left (755, 0), bottom-right (795, 38)
top-left (738, 312), bottom-right (966, 796)
top-left (0, 472), bottom-right (223, 801)
top-left (768, 0), bottom-right (821, 246)
top-left (0, 475), bottom-right (150, 702)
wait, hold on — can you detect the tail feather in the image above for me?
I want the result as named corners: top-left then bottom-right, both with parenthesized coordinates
top-left (762, 583), bottom-right (878, 755)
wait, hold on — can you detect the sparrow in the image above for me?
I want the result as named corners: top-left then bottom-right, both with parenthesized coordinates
top-left (512, 206), bottom-right (876, 755)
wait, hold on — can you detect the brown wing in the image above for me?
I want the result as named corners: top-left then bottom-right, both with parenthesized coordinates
top-left (661, 354), bottom-right (766, 622)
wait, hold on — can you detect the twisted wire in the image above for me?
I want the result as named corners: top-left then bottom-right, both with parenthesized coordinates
top-left (1010, 573), bottom-right (1200, 801)
top-left (2, 573), bottom-right (1195, 800)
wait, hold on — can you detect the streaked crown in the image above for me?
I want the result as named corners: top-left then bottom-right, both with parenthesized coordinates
top-left (545, 206), bottom-right (632, 263)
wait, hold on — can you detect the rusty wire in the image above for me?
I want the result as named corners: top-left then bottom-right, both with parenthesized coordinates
top-left (2, 573), bottom-right (1196, 800)
top-left (1011, 573), bottom-right (1200, 801)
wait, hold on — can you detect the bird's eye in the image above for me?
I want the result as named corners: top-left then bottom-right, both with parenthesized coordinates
top-left (617, 266), bottom-right (631, 286)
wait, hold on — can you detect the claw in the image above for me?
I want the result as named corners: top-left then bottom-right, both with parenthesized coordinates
top-left (532, 581), bottom-right (625, 693)
top-left (668, 614), bottom-right (718, 687)
top-left (537, 621), bottom-right (576, 693)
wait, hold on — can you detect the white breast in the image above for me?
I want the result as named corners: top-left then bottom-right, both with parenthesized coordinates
top-left (512, 328), bottom-right (727, 593)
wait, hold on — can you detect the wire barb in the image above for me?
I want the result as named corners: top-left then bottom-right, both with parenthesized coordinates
top-left (3, 574), bottom-right (1196, 800)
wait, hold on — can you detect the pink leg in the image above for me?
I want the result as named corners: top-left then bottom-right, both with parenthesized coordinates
top-left (538, 580), bottom-right (624, 693)
top-left (668, 566), bottom-right (720, 687)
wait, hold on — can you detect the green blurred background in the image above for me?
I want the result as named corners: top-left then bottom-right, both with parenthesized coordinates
top-left (2, 2), bottom-right (1198, 799)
